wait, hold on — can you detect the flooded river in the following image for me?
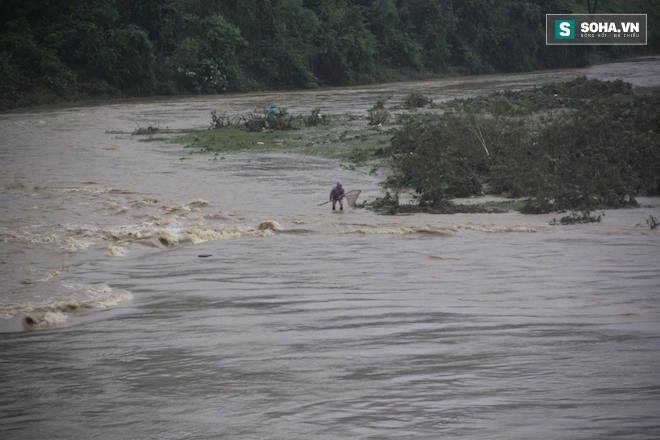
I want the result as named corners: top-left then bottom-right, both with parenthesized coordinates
top-left (1, 58), bottom-right (660, 438)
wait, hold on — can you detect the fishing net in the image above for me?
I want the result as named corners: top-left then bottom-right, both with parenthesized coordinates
top-left (345, 190), bottom-right (361, 207)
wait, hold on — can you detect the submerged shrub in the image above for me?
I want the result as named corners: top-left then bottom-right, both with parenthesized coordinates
top-left (266, 107), bottom-right (296, 130)
top-left (305, 108), bottom-right (326, 126)
top-left (240, 107), bottom-right (301, 132)
top-left (210, 111), bottom-right (231, 129)
top-left (244, 112), bottom-right (267, 132)
top-left (550, 210), bottom-right (603, 225)
top-left (370, 191), bottom-right (401, 214)
top-left (386, 114), bottom-right (489, 206)
top-left (403, 92), bottom-right (432, 109)
top-left (132, 125), bottom-right (160, 135)
top-left (368, 100), bottom-right (390, 126)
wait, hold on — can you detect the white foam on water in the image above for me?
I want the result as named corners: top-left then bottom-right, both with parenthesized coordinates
top-left (34, 269), bottom-right (62, 282)
top-left (0, 283), bottom-right (134, 329)
top-left (187, 199), bottom-right (212, 208)
top-left (129, 198), bottom-right (159, 208)
top-left (33, 185), bottom-right (136, 195)
top-left (100, 219), bottom-right (283, 248)
top-left (108, 244), bottom-right (127, 256)
top-left (22, 311), bottom-right (68, 331)
top-left (457, 224), bottom-right (539, 233)
top-left (351, 225), bottom-right (455, 236)
top-left (61, 236), bottom-right (93, 252)
top-left (256, 220), bottom-right (283, 231)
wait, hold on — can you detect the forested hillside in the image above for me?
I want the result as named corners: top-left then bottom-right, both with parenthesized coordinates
top-left (1, 0), bottom-right (658, 109)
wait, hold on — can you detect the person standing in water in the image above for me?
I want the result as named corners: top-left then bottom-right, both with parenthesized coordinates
top-left (329, 181), bottom-right (345, 211)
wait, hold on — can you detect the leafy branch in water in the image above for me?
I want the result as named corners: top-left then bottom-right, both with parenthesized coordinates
top-left (367, 100), bottom-right (390, 126)
top-left (209, 108), bottom-right (302, 132)
top-left (550, 210), bottom-right (603, 225)
top-left (403, 92), bottom-right (433, 109)
top-left (305, 108), bottom-right (327, 127)
top-left (463, 103), bottom-right (489, 157)
top-left (210, 111), bottom-right (236, 129)
top-left (132, 123), bottom-right (161, 135)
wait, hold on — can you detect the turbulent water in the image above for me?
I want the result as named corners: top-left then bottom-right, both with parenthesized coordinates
top-left (1, 58), bottom-right (660, 439)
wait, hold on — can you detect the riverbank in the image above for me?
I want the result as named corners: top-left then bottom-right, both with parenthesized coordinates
top-left (6, 0), bottom-right (660, 112)
top-left (5, 53), bottom-right (660, 114)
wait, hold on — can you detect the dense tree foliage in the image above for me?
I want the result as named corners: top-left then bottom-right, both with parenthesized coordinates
top-left (1, 0), bottom-right (658, 109)
top-left (385, 78), bottom-right (660, 213)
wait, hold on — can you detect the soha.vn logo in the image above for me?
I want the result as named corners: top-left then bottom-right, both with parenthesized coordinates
top-left (555, 19), bottom-right (575, 39)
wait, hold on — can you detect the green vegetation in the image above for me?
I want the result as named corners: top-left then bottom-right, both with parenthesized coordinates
top-left (305, 108), bottom-right (326, 127)
top-left (2, 0), bottom-right (659, 110)
top-left (173, 112), bottom-right (390, 162)
top-left (172, 77), bottom-right (659, 217)
top-left (369, 191), bottom-right (525, 215)
top-left (550, 210), bottom-right (603, 225)
top-left (367, 100), bottom-right (391, 126)
top-left (380, 77), bottom-right (660, 214)
top-left (403, 92), bottom-right (433, 109)
top-left (180, 126), bottom-right (289, 153)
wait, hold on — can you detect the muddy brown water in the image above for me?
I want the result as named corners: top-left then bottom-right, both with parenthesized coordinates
top-left (1, 58), bottom-right (660, 439)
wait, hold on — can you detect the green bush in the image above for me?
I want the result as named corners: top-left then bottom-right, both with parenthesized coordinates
top-left (0, 29), bottom-right (77, 107)
top-left (550, 211), bottom-right (603, 225)
top-left (266, 108), bottom-right (296, 130)
top-left (367, 100), bottom-right (390, 126)
top-left (168, 15), bottom-right (245, 94)
top-left (385, 78), bottom-right (660, 213)
top-left (305, 108), bottom-right (326, 126)
top-left (388, 114), bottom-right (487, 205)
top-left (403, 92), bottom-right (432, 109)
top-left (244, 112), bottom-right (267, 132)
top-left (240, 107), bottom-right (299, 132)
top-left (107, 25), bottom-right (156, 93)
